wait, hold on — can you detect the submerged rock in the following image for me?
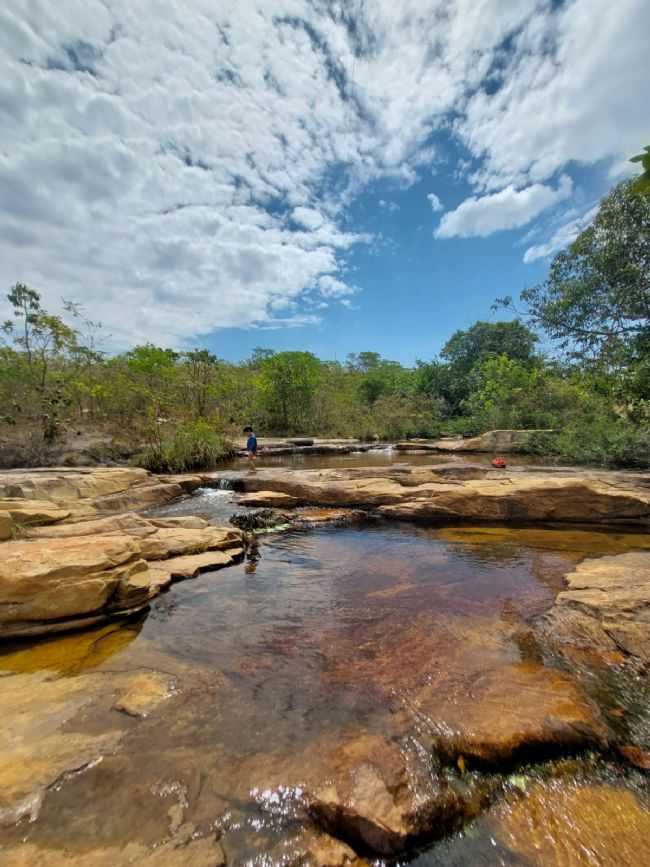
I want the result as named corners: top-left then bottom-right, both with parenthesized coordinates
top-left (489, 780), bottom-right (650, 867)
top-left (541, 552), bottom-right (650, 663)
top-left (237, 490), bottom-right (301, 508)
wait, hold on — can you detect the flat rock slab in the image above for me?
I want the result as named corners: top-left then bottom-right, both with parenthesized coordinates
top-left (237, 490), bottom-right (300, 507)
top-left (541, 551), bottom-right (650, 663)
top-left (146, 547), bottom-right (244, 589)
top-left (220, 465), bottom-right (650, 527)
top-left (421, 660), bottom-right (610, 767)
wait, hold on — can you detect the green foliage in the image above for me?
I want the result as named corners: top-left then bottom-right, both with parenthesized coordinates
top-left (519, 180), bottom-right (650, 365)
top-left (630, 145), bottom-right (650, 196)
top-left (134, 420), bottom-right (234, 473)
top-left (529, 414), bottom-right (650, 469)
top-left (256, 351), bottom-right (322, 433)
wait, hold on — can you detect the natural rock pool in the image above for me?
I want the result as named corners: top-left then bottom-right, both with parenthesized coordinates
top-left (1, 477), bottom-right (649, 865)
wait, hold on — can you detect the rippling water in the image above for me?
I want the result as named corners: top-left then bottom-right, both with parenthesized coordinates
top-left (1, 501), bottom-right (648, 864)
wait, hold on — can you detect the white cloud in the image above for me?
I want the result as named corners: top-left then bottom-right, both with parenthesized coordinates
top-left (458, 0), bottom-right (650, 191)
top-left (427, 193), bottom-right (443, 212)
top-left (0, 0), bottom-right (647, 345)
top-left (523, 204), bottom-right (599, 263)
top-left (435, 175), bottom-right (572, 239)
top-left (379, 199), bottom-right (400, 212)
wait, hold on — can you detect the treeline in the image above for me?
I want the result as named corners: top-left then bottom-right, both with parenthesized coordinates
top-left (1, 179), bottom-right (648, 469)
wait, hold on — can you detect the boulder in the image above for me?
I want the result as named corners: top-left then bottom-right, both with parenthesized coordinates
top-left (138, 526), bottom-right (243, 561)
top-left (113, 671), bottom-right (175, 718)
top-left (541, 552), bottom-right (650, 663)
top-left (432, 429), bottom-right (553, 453)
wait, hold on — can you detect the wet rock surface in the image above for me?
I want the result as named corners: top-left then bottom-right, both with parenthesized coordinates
top-left (220, 464), bottom-right (650, 527)
top-left (541, 551), bottom-right (650, 664)
top-left (1, 468), bottom-right (650, 864)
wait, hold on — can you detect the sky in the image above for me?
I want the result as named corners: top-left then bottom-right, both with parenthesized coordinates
top-left (1, 0), bottom-right (648, 365)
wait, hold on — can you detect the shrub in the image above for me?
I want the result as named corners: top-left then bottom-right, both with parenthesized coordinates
top-left (135, 420), bottom-right (234, 473)
top-left (529, 416), bottom-right (650, 468)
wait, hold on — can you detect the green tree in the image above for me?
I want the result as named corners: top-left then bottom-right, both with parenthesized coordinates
top-left (630, 145), bottom-right (650, 196)
top-left (256, 351), bottom-right (322, 432)
top-left (441, 320), bottom-right (538, 376)
top-left (517, 180), bottom-right (650, 365)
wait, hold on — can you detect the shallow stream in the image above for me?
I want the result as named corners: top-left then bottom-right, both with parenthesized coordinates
top-left (1, 458), bottom-right (649, 865)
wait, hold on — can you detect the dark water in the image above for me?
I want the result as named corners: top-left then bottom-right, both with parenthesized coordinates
top-left (1, 500), bottom-right (649, 863)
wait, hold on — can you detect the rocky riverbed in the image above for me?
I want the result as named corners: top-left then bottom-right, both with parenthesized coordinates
top-left (0, 463), bottom-right (649, 865)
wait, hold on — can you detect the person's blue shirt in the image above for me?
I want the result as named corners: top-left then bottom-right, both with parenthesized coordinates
top-left (246, 433), bottom-right (257, 454)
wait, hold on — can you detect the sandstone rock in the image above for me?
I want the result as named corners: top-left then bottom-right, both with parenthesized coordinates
top-left (0, 672), bottom-right (123, 826)
top-left (138, 526), bottom-right (243, 560)
top-left (0, 467), bottom-right (150, 502)
top-left (271, 829), bottom-right (367, 866)
top-left (0, 832), bottom-right (226, 866)
top-left (113, 671), bottom-right (175, 718)
top-left (148, 516), bottom-right (210, 530)
top-left (0, 510), bottom-right (12, 540)
top-left (220, 465), bottom-right (650, 527)
top-left (237, 490), bottom-right (300, 507)
top-left (618, 744), bottom-right (650, 771)
top-left (0, 535), bottom-right (143, 633)
top-left (433, 429), bottom-right (553, 453)
top-left (421, 661), bottom-right (609, 767)
top-left (490, 781), bottom-right (650, 867)
top-left (0, 498), bottom-right (71, 525)
top-left (541, 552), bottom-right (650, 663)
top-left (25, 512), bottom-right (158, 539)
top-left (288, 508), bottom-right (368, 526)
top-left (146, 548), bottom-right (244, 588)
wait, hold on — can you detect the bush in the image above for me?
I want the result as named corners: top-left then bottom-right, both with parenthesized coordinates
top-left (135, 420), bottom-right (234, 473)
top-left (529, 416), bottom-right (650, 468)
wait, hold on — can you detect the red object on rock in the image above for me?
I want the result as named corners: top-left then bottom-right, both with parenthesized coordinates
top-left (492, 457), bottom-right (507, 469)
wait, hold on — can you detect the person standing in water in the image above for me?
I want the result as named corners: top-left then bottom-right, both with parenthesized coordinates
top-left (243, 425), bottom-right (258, 470)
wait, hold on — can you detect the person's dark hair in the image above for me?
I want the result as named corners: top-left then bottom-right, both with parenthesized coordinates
top-left (243, 425), bottom-right (253, 433)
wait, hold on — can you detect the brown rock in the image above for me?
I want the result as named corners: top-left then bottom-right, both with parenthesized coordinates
top-left (148, 516), bottom-right (211, 530)
top-left (541, 552), bottom-right (650, 663)
top-left (432, 429), bottom-right (553, 453)
top-left (0, 510), bottom-right (12, 540)
top-left (238, 490), bottom-right (300, 507)
top-left (421, 661), bottom-right (609, 767)
top-left (490, 781), bottom-right (650, 867)
top-left (618, 744), bottom-right (650, 771)
top-left (25, 512), bottom-right (158, 539)
top-left (0, 498), bottom-right (71, 525)
top-left (113, 671), bottom-right (175, 718)
top-left (139, 526), bottom-right (243, 561)
top-left (146, 548), bottom-right (244, 588)
top-left (0, 672), bottom-right (123, 826)
top-left (271, 829), bottom-right (368, 866)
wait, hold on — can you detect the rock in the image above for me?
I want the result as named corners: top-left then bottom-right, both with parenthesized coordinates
top-left (146, 548), bottom-right (244, 588)
top-left (148, 516), bottom-right (210, 530)
top-left (0, 467), bottom-right (150, 502)
top-left (138, 526), bottom-right (243, 561)
top-left (0, 832), bottom-right (226, 866)
top-left (288, 508), bottom-right (368, 527)
top-left (541, 552), bottom-right (650, 663)
top-left (113, 671), bottom-right (175, 718)
top-left (271, 829), bottom-right (368, 866)
top-left (229, 509), bottom-right (288, 532)
top-left (26, 512), bottom-right (159, 539)
top-left (490, 781), bottom-right (650, 866)
top-left (237, 490), bottom-right (300, 508)
top-left (0, 672), bottom-right (123, 826)
top-left (432, 429), bottom-right (554, 453)
top-left (0, 534), bottom-right (144, 633)
top-left (0, 516), bottom-right (243, 637)
top-left (303, 735), bottom-right (488, 857)
top-left (0, 498), bottom-right (71, 525)
top-left (220, 465), bottom-right (650, 527)
top-left (286, 437), bottom-right (315, 446)
top-left (423, 660), bottom-right (609, 767)
top-left (618, 745), bottom-right (650, 771)
top-left (0, 510), bottom-right (12, 540)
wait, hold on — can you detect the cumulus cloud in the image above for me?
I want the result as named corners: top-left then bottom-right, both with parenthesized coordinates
top-left (379, 199), bottom-right (400, 212)
top-left (523, 204), bottom-right (599, 263)
top-left (0, 0), bottom-right (647, 345)
top-left (427, 193), bottom-right (443, 212)
top-left (435, 175), bottom-right (572, 239)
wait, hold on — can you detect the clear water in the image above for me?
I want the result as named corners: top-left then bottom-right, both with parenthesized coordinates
top-left (1, 489), bottom-right (648, 864)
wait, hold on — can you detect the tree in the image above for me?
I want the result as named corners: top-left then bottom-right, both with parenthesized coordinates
top-left (630, 145), bottom-right (650, 197)
top-left (256, 351), bottom-right (322, 432)
top-left (517, 180), bottom-right (650, 365)
top-left (441, 320), bottom-right (538, 377)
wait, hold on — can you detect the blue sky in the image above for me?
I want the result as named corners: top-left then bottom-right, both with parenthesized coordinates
top-left (1, 1), bottom-right (648, 366)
